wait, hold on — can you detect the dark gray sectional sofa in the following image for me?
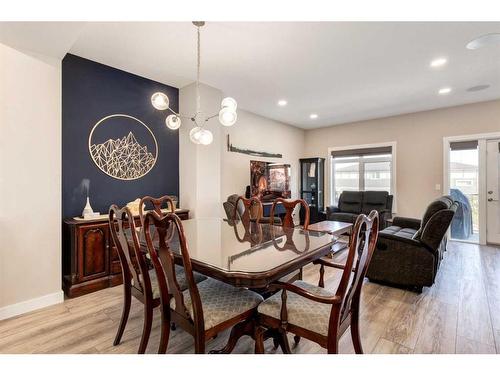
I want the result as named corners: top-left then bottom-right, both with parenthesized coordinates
top-left (326, 191), bottom-right (393, 229)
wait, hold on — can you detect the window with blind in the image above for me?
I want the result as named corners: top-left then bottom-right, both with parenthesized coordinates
top-left (330, 145), bottom-right (394, 204)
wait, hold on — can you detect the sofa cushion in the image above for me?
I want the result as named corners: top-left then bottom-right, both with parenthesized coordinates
top-left (338, 191), bottom-right (363, 214)
top-left (380, 225), bottom-right (418, 241)
top-left (329, 212), bottom-right (358, 224)
top-left (362, 191), bottom-right (388, 214)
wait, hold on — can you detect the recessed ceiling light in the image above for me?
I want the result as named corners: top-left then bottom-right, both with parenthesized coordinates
top-left (430, 57), bottom-right (447, 68)
top-left (466, 33), bottom-right (500, 50)
top-left (438, 87), bottom-right (452, 95)
top-left (277, 99), bottom-right (287, 106)
top-left (309, 114), bottom-right (318, 119)
top-left (467, 84), bottom-right (490, 92)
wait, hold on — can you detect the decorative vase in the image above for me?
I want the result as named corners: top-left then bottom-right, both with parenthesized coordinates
top-left (82, 197), bottom-right (94, 218)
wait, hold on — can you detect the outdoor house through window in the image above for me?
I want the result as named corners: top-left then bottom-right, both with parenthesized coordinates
top-left (331, 145), bottom-right (393, 204)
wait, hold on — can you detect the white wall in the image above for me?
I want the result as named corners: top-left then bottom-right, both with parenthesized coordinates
top-left (304, 99), bottom-right (500, 218)
top-left (179, 82), bottom-right (306, 218)
top-left (179, 83), bottom-right (223, 218)
top-left (221, 110), bottom-right (305, 206)
top-left (0, 43), bottom-right (63, 318)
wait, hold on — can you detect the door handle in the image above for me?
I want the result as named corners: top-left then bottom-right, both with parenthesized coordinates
top-left (488, 198), bottom-right (493, 201)
top-left (488, 191), bottom-right (493, 194)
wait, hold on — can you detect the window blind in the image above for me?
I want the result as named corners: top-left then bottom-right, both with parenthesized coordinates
top-left (449, 140), bottom-right (478, 151)
top-left (331, 146), bottom-right (392, 158)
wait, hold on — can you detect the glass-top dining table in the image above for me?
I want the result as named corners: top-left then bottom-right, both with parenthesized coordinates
top-left (138, 216), bottom-right (338, 353)
top-left (153, 217), bottom-right (337, 289)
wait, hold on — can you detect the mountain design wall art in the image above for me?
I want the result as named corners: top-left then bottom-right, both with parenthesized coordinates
top-left (90, 132), bottom-right (156, 180)
top-left (88, 114), bottom-right (158, 181)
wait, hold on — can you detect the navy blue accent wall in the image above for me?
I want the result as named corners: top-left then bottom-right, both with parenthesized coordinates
top-left (62, 54), bottom-right (179, 218)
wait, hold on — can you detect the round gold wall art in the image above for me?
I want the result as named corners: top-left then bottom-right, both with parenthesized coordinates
top-left (88, 114), bottom-right (158, 181)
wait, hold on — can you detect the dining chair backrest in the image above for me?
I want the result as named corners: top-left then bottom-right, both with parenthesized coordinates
top-left (109, 205), bottom-right (153, 297)
top-left (335, 210), bottom-right (379, 325)
top-left (270, 198), bottom-right (310, 229)
top-left (232, 219), bottom-right (264, 246)
top-left (233, 196), bottom-right (263, 224)
top-left (139, 195), bottom-right (175, 226)
top-left (143, 212), bottom-right (203, 324)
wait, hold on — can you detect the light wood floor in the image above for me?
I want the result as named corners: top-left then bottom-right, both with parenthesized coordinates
top-left (1, 241), bottom-right (499, 354)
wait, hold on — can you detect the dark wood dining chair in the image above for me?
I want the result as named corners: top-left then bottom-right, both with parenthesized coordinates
top-left (232, 196), bottom-right (263, 224)
top-left (109, 205), bottom-right (161, 354)
top-left (139, 195), bottom-right (175, 225)
top-left (138, 195), bottom-right (176, 244)
top-left (143, 211), bottom-right (264, 354)
top-left (269, 198), bottom-right (310, 279)
top-left (255, 210), bottom-right (379, 354)
top-left (269, 198), bottom-right (310, 229)
top-left (138, 195), bottom-right (206, 336)
top-left (232, 217), bottom-right (264, 246)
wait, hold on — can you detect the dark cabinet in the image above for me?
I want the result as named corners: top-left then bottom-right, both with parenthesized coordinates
top-left (78, 224), bottom-right (109, 281)
top-left (63, 209), bottom-right (189, 298)
top-left (300, 158), bottom-right (325, 224)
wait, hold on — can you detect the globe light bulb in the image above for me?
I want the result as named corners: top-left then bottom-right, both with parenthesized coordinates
top-left (219, 107), bottom-right (237, 126)
top-left (198, 129), bottom-right (213, 145)
top-left (189, 126), bottom-right (203, 144)
top-left (166, 114), bottom-right (181, 130)
top-left (151, 92), bottom-right (169, 110)
top-left (221, 97), bottom-right (237, 111)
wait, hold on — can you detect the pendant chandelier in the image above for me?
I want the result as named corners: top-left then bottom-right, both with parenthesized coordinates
top-left (151, 21), bottom-right (237, 145)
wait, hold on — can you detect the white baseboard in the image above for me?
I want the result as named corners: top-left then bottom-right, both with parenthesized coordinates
top-left (0, 291), bottom-right (64, 321)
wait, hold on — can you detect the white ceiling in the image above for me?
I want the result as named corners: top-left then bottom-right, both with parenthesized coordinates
top-left (1, 22), bottom-right (500, 129)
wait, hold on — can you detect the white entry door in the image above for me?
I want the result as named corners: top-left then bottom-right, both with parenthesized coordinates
top-left (486, 139), bottom-right (500, 244)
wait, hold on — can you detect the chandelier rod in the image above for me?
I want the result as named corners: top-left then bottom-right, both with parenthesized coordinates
top-left (196, 24), bottom-right (201, 116)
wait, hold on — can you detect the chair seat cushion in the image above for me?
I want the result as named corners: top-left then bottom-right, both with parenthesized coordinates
top-left (134, 270), bottom-right (161, 299)
top-left (258, 280), bottom-right (334, 336)
top-left (171, 278), bottom-right (263, 330)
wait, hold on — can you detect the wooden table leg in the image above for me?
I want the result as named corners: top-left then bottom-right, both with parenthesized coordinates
top-left (209, 318), bottom-right (255, 354)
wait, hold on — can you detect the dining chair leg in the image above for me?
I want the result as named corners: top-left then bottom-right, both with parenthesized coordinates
top-left (254, 326), bottom-right (265, 354)
top-left (350, 311), bottom-right (363, 354)
top-left (113, 283), bottom-right (131, 346)
top-left (293, 335), bottom-right (301, 345)
top-left (273, 337), bottom-right (280, 349)
top-left (279, 331), bottom-right (292, 354)
top-left (138, 304), bottom-right (153, 354)
top-left (194, 333), bottom-right (206, 354)
top-left (318, 264), bottom-right (325, 288)
top-left (327, 340), bottom-right (339, 354)
top-left (158, 309), bottom-right (170, 354)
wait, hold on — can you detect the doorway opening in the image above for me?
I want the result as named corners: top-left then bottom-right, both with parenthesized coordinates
top-left (445, 133), bottom-right (500, 246)
top-left (448, 141), bottom-right (479, 243)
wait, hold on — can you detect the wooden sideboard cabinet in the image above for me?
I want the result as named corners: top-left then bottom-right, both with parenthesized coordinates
top-left (62, 209), bottom-right (189, 298)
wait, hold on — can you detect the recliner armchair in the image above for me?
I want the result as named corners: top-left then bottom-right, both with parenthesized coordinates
top-left (366, 195), bottom-right (458, 292)
top-left (326, 191), bottom-right (393, 229)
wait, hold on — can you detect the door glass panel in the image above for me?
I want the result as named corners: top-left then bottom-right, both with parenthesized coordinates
top-left (449, 148), bottom-right (479, 242)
